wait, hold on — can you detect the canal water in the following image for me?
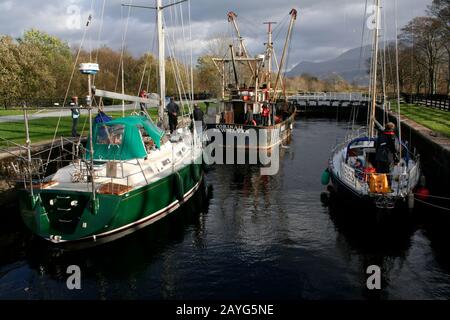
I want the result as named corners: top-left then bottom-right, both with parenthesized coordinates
top-left (1, 118), bottom-right (450, 300)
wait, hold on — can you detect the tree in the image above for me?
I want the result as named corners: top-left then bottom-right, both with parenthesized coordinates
top-left (323, 73), bottom-right (350, 92)
top-left (400, 17), bottom-right (446, 94)
top-left (428, 0), bottom-right (450, 93)
top-left (0, 36), bottom-right (21, 107)
top-left (18, 29), bottom-right (73, 98)
top-left (195, 55), bottom-right (221, 97)
top-left (0, 34), bottom-right (56, 103)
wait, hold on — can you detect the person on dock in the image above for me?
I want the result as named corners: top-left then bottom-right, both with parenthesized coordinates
top-left (375, 122), bottom-right (399, 177)
top-left (139, 90), bottom-right (147, 113)
top-left (166, 97), bottom-right (180, 134)
top-left (70, 96), bottom-right (80, 137)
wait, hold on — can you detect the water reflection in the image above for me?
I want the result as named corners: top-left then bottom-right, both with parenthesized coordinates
top-left (1, 119), bottom-right (450, 299)
top-left (326, 203), bottom-right (417, 299)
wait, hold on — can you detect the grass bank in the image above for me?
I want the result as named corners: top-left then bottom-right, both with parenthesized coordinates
top-left (397, 104), bottom-right (450, 138)
top-left (0, 102), bottom-right (211, 147)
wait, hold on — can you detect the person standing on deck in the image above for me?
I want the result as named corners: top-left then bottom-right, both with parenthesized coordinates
top-left (245, 106), bottom-right (255, 126)
top-left (191, 103), bottom-right (204, 133)
top-left (70, 96), bottom-right (80, 137)
top-left (261, 103), bottom-right (270, 126)
top-left (375, 122), bottom-right (399, 177)
top-left (166, 97), bottom-right (180, 134)
top-left (193, 103), bottom-right (204, 123)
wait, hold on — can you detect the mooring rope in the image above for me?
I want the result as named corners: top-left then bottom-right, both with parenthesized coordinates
top-left (414, 198), bottom-right (450, 212)
top-left (414, 193), bottom-right (450, 201)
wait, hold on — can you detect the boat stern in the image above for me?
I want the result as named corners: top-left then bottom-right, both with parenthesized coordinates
top-left (19, 189), bottom-right (121, 243)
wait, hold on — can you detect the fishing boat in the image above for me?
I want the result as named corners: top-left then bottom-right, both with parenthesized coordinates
top-left (325, 0), bottom-right (421, 211)
top-left (10, 0), bottom-right (203, 247)
top-left (205, 9), bottom-right (298, 152)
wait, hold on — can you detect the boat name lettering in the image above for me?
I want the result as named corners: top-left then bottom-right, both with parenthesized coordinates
top-left (216, 125), bottom-right (249, 134)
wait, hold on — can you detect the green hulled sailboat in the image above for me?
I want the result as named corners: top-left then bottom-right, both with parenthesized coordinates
top-left (19, 116), bottom-right (203, 246)
top-left (16, 0), bottom-right (203, 248)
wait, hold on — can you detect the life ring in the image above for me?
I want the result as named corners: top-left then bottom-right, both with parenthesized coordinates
top-left (191, 164), bottom-right (201, 182)
top-left (173, 172), bottom-right (185, 201)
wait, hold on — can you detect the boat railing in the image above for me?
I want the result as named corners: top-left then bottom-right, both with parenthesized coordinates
top-left (0, 157), bottom-right (48, 189)
top-left (0, 138), bottom-right (31, 160)
top-left (330, 127), bottom-right (368, 155)
top-left (349, 161), bottom-right (420, 196)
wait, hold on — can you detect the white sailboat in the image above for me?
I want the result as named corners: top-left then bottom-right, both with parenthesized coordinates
top-left (325, 0), bottom-right (421, 210)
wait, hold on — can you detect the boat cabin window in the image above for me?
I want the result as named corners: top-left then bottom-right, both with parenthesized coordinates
top-left (138, 125), bottom-right (155, 153)
top-left (347, 141), bottom-right (376, 169)
top-left (97, 124), bottom-right (124, 145)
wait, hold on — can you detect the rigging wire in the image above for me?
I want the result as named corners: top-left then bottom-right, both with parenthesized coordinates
top-left (381, 0), bottom-right (387, 127)
top-left (272, 15), bottom-right (289, 55)
top-left (282, 17), bottom-right (296, 100)
top-left (166, 2), bottom-right (188, 117)
top-left (95, 0), bottom-right (106, 64)
top-left (136, 21), bottom-right (158, 114)
top-left (164, 12), bottom-right (190, 119)
top-left (394, 0), bottom-right (402, 159)
top-left (188, 0), bottom-right (194, 102)
top-left (44, 13), bottom-right (93, 172)
top-left (358, 0), bottom-right (369, 70)
top-left (177, 0), bottom-right (192, 105)
top-left (92, 0), bottom-right (107, 88)
top-left (115, 1), bottom-right (133, 94)
top-left (88, 0), bottom-right (95, 62)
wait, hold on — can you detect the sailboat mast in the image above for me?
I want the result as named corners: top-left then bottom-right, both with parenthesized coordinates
top-left (369, 0), bottom-right (380, 138)
top-left (157, 0), bottom-right (166, 125)
top-left (88, 74), bottom-right (96, 202)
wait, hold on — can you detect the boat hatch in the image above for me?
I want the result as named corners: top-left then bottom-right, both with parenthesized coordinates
top-left (346, 137), bottom-right (377, 162)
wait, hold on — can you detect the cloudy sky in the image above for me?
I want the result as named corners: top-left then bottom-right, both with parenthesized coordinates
top-left (0, 0), bottom-right (431, 68)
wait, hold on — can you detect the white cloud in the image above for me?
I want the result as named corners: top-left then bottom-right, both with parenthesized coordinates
top-left (0, 0), bottom-right (432, 64)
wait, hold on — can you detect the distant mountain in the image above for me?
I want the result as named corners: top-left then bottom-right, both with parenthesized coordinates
top-left (287, 45), bottom-right (372, 86)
